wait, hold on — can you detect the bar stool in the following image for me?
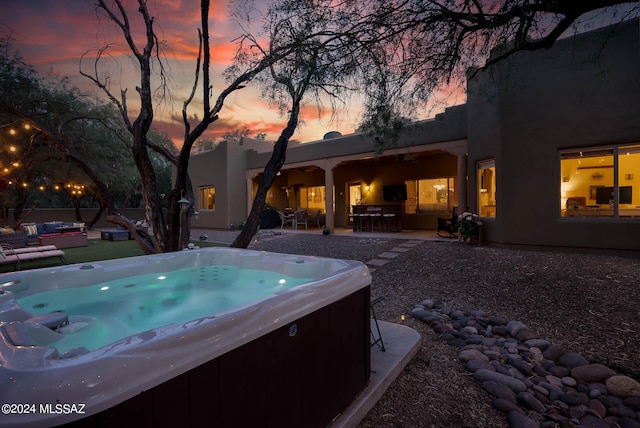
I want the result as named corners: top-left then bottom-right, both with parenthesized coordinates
top-left (369, 213), bottom-right (382, 232)
top-left (352, 213), bottom-right (362, 231)
top-left (382, 213), bottom-right (396, 232)
top-left (360, 213), bottom-right (371, 232)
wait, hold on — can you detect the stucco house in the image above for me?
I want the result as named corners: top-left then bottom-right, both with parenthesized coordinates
top-left (188, 18), bottom-right (640, 251)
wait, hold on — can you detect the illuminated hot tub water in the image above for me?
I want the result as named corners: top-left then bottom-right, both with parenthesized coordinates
top-left (0, 248), bottom-right (371, 428)
top-left (17, 266), bottom-right (312, 354)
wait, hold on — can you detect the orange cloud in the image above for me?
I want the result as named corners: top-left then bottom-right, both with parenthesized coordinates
top-left (5, 1), bottom-right (447, 153)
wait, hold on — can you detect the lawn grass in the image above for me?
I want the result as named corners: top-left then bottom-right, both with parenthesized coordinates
top-left (0, 238), bottom-right (227, 274)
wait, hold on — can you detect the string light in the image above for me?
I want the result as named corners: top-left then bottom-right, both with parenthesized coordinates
top-left (1, 121), bottom-right (89, 195)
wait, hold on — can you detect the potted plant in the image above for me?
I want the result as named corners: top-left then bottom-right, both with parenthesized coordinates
top-left (322, 224), bottom-right (330, 235)
top-left (457, 211), bottom-right (481, 242)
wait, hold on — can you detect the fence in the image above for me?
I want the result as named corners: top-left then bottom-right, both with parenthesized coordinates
top-left (3, 208), bottom-right (149, 229)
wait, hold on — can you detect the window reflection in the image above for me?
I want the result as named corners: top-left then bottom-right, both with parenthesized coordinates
top-left (560, 145), bottom-right (640, 218)
top-left (478, 160), bottom-right (496, 218)
top-left (404, 178), bottom-right (456, 215)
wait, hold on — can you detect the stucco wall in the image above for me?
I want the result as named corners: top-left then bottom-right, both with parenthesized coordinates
top-left (467, 19), bottom-right (640, 250)
top-left (245, 105), bottom-right (467, 171)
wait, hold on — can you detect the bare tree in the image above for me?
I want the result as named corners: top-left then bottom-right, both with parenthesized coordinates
top-left (81, 0), bottom-right (305, 252)
top-left (228, 0), bottom-right (380, 246)
top-left (350, 0), bottom-right (640, 120)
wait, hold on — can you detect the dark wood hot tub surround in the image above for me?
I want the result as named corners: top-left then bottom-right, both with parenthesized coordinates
top-left (67, 286), bottom-right (371, 428)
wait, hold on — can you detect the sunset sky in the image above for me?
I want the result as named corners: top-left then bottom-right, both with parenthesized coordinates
top-left (3, 1), bottom-right (634, 149)
top-left (3, 0), bottom-right (399, 147)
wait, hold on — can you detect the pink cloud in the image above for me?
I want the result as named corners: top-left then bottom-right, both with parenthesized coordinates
top-left (1, 1), bottom-right (389, 150)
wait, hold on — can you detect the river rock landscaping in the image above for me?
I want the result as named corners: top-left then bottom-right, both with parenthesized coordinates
top-left (411, 300), bottom-right (640, 427)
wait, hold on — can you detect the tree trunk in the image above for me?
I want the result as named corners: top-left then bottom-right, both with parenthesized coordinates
top-left (12, 186), bottom-right (26, 226)
top-left (167, 167), bottom-right (195, 252)
top-left (232, 103), bottom-right (299, 248)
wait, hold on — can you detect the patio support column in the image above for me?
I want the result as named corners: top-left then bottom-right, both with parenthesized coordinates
top-left (324, 168), bottom-right (334, 232)
top-left (457, 154), bottom-right (468, 212)
top-left (318, 159), bottom-right (339, 233)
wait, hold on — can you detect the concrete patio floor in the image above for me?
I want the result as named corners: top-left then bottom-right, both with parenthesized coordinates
top-left (331, 320), bottom-right (422, 427)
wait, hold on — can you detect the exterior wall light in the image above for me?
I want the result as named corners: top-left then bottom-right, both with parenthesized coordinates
top-left (178, 192), bottom-right (190, 211)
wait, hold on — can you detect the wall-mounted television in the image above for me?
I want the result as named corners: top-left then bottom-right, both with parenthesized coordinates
top-left (595, 186), bottom-right (632, 205)
top-left (383, 184), bottom-right (407, 201)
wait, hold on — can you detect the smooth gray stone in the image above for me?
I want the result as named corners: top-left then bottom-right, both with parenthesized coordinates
top-left (506, 320), bottom-right (528, 337)
top-left (543, 344), bottom-right (566, 362)
top-left (458, 349), bottom-right (489, 362)
top-left (607, 375), bottom-right (640, 398)
top-left (488, 316), bottom-right (508, 325)
top-left (508, 357), bottom-right (533, 376)
top-left (492, 398), bottom-right (523, 414)
top-left (420, 299), bottom-right (435, 308)
top-left (558, 352), bottom-right (589, 369)
top-left (517, 391), bottom-right (546, 413)
top-left (618, 417), bottom-right (640, 428)
top-left (571, 363), bottom-right (616, 383)
top-left (524, 338), bottom-right (551, 351)
top-left (624, 396), bottom-right (640, 411)
top-left (579, 414), bottom-right (611, 428)
top-left (506, 410), bottom-right (539, 428)
top-left (474, 369), bottom-right (527, 393)
top-left (467, 359), bottom-right (494, 373)
top-left (411, 308), bottom-right (432, 319)
top-left (482, 380), bottom-right (517, 402)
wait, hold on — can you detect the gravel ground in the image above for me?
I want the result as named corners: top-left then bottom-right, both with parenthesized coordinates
top-left (199, 230), bottom-right (640, 428)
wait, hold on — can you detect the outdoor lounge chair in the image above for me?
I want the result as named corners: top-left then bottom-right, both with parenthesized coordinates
top-left (0, 243), bottom-right (67, 270)
top-left (437, 207), bottom-right (458, 238)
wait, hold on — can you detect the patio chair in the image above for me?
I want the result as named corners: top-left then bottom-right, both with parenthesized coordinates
top-left (437, 207), bottom-right (458, 238)
top-left (293, 209), bottom-right (308, 230)
top-left (277, 210), bottom-right (294, 229)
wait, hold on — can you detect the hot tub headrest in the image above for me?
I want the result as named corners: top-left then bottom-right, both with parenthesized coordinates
top-left (4, 321), bottom-right (64, 347)
top-left (26, 312), bottom-right (69, 330)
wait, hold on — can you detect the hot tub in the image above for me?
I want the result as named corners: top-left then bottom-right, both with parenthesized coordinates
top-left (0, 248), bottom-right (372, 427)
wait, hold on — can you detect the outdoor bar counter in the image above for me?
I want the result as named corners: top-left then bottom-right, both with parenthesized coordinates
top-left (352, 204), bottom-right (402, 232)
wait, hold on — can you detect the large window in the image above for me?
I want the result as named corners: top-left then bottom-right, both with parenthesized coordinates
top-left (560, 145), bottom-right (640, 217)
top-left (478, 160), bottom-right (496, 217)
top-left (300, 186), bottom-right (325, 212)
top-left (199, 186), bottom-right (215, 210)
top-left (405, 178), bottom-right (456, 215)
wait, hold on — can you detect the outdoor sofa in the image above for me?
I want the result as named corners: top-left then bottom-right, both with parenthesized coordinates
top-left (0, 229), bottom-right (28, 248)
top-left (19, 222), bottom-right (88, 249)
